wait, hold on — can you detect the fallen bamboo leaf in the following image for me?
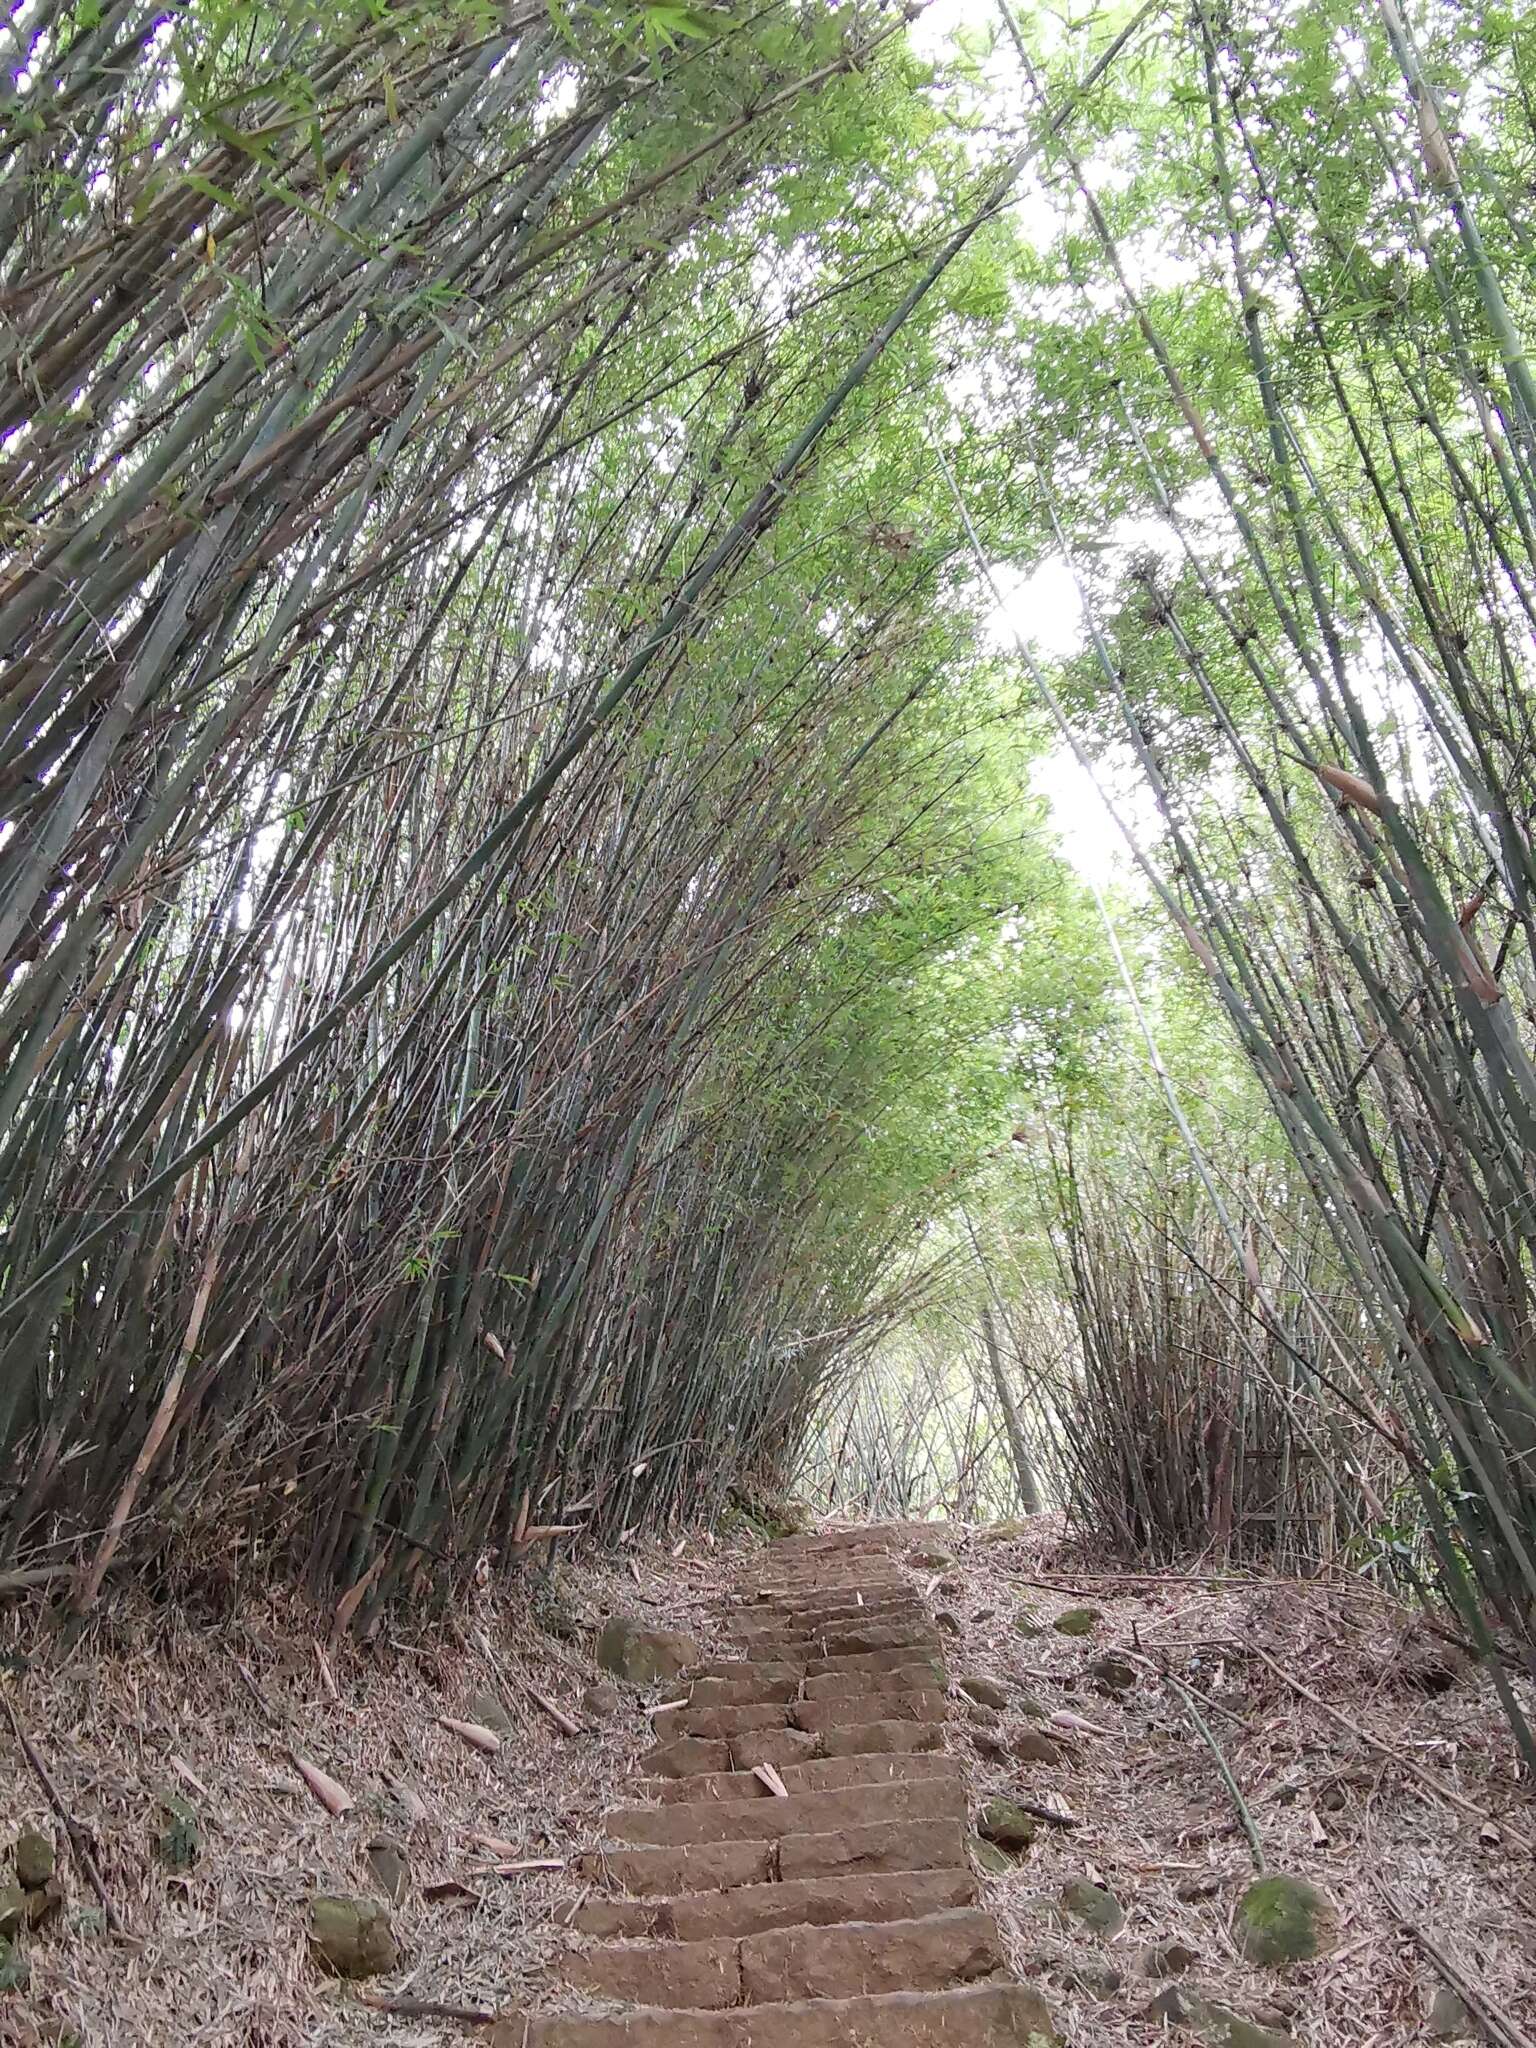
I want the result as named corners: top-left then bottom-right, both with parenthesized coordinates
top-left (422, 1877), bottom-right (481, 1903)
top-left (1049, 1710), bottom-right (1114, 1736)
top-left (471, 1832), bottom-right (522, 1856)
top-left (514, 1523), bottom-right (583, 1548)
top-left (438, 1717), bottom-right (502, 1755)
top-left (477, 1857), bottom-right (566, 1876)
top-left (169, 1755), bottom-right (212, 1801)
top-left (291, 1753), bottom-right (353, 1817)
top-left (751, 1762), bottom-right (790, 1798)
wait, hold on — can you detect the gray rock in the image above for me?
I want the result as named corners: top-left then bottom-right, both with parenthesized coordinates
top-left (1143, 1986), bottom-right (1297, 2048)
top-left (467, 1689), bottom-right (515, 1737)
top-left (1011, 1728), bottom-right (1066, 1765)
top-left (936, 1609), bottom-right (962, 1635)
top-left (1057, 1877), bottom-right (1125, 1934)
top-left (960, 1674), bottom-right (1010, 1711)
top-left (365, 1835), bottom-right (411, 1906)
top-left (978, 1798), bottom-right (1039, 1853)
top-left (907, 1548), bottom-right (956, 1571)
top-left (13, 1830), bottom-right (53, 1891)
top-left (1427, 1984), bottom-right (1473, 2040)
top-left (310, 1894), bottom-right (398, 1978)
top-left (582, 1680), bottom-right (622, 1718)
top-left (1087, 1653), bottom-right (1136, 1694)
top-left (1059, 1959), bottom-right (1123, 1998)
top-left (970, 1834), bottom-right (1018, 1877)
top-left (595, 1617), bottom-right (698, 1687)
top-left (1140, 1936), bottom-right (1199, 1977)
top-left (1235, 1872), bottom-right (1338, 1965)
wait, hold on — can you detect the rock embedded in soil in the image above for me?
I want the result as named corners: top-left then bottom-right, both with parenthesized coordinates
top-left (365, 1835), bottom-right (411, 1906)
top-left (309, 1894), bottom-right (398, 1978)
top-left (1014, 1613), bottom-right (1045, 1640)
top-left (1059, 1958), bottom-right (1123, 1998)
top-left (13, 1830), bottom-right (53, 1891)
top-left (1010, 1728), bottom-right (1065, 1765)
top-left (977, 1798), bottom-right (1038, 1853)
top-left (1140, 1937), bottom-right (1199, 1978)
top-left (595, 1616), bottom-right (699, 1687)
top-left (583, 1680), bottom-right (622, 1718)
top-left (1052, 1607), bottom-right (1102, 1638)
top-left (970, 1836), bottom-right (1018, 1877)
top-left (907, 1548), bottom-right (956, 1571)
top-left (1427, 1984), bottom-right (1473, 2039)
top-left (468, 1689), bottom-right (515, 1737)
top-left (1145, 1984), bottom-right (1297, 2047)
top-left (0, 1885), bottom-right (25, 1939)
top-left (959, 1675), bottom-right (1010, 1712)
top-left (1057, 1878), bottom-right (1124, 1935)
top-left (23, 1876), bottom-right (62, 1930)
top-left (936, 1610), bottom-right (962, 1635)
top-left (1086, 1653), bottom-right (1136, 1694)
top-left (1234, 1873), bottom-right (1338, 1965)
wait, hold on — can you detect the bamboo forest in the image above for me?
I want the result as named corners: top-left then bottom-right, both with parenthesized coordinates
top-left (3, 3), bottom-right (1536, 2044)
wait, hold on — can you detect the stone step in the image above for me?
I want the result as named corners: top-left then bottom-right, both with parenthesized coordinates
top-left (656, 1687), bottom-right (948, 1743)
top-left (731, 1623), bottom-right (940, 1659)
top-left (684, 1659), bottom-right (941, 1711)
top-left (790, 1689), bottom-right (948, 1733)
top-left (742, 1907), bottom-right (1005, 2002)
top-left (727, 1728), bottom-right (823, 1771)
top-left (578, 1816), bottom-right (967, 1897)
top-left (691, 1645), bottom-right (940, 1682)
top-left (569, 1867), bottom-right (978, 1942)
top-left (818, 1719), bottom-right (947, 1759)
top-left (800, 1661), bottom-right (944, 1698)
top-left (517, 1982), bottom-right (1058, 2046)
top-left (739, 1587), bottom-right (915, 1613)
top-left (561, 1907), bottom-right (1005, 2011)
top-left (578, 1840), bottom-right (775, 1895)
top-left (639, 1736), bottom-right (732, 1778)
top-left (777, 1817), bottom-right (968, 1881)
top-left (686, 1673), bottom-right (803, 1709)
top-left (643, 1751), bottom-right (961, 1805)
top-left (602, 1775), bottom-right (964, 1847)
top-left (656, 1702), bottom-right (791, 1740)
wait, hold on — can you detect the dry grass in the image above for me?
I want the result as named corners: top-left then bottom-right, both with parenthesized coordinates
top-left (933, 1515), bottom-right (1536, 2046)
top-left (0, 1534), bottom-right (758, 2048)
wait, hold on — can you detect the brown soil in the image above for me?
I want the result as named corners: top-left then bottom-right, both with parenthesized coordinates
top-left (945, 1514), bottom-right (1536, 2045)
top-left (0, 1535), bottom-right (750, 2046)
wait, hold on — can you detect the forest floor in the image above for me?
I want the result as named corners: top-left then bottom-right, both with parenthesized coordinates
top-left (0, 1516), bottom-right (1529, 2047)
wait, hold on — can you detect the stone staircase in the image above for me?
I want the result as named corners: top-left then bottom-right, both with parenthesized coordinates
top-left (497, 1527), bottom-right (1059, 2045)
